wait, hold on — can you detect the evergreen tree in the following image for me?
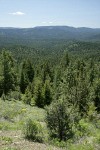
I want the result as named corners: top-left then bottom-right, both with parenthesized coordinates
top-left (43, 79), bottom-right (52, 106)
top-left (1, 50), bottom-right (17, 95)
top-left (93, 79), bottom-right (100, 112)
top-left (24, 85), bottom-right (32, 105)
top-left (20, 59), bottom-right (34, 94)
top-left (34, 78), bottom-right (44, 108)
top-left (46, 96), bottom-right (79, 141)
top-left (61, 51), bottom-right (70, 69)
top-left (20, 71), bottom-right (28, 94)
top-left (25, 59), bottom-right (34, 83)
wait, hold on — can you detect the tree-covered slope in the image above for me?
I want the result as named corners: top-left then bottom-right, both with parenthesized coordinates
top-left (0, 26), bottom-right (100, 47)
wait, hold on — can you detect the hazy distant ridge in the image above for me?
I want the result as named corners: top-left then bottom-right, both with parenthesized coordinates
top-left (0, 26), bottom-right (100, 42)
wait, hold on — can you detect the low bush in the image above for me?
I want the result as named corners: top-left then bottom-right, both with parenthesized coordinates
top-left (0, 136), bottom-right (13, 144)
top-left (23, 118), bottom-right (44, 142)
top-left (46, 99), bottom-right (79, 141)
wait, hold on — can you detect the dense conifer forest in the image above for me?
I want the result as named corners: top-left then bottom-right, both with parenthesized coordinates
top-left (0, 27), bottom-right (100, 149)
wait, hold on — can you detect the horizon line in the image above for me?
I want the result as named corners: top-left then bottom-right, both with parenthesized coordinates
top-left (0, 25), bottom-right (100, 29)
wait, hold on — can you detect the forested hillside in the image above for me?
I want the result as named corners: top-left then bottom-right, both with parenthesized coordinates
top-left (0, 26), bottom-right (100, 47)
top-left (0, 26), bottom-right (100, 149)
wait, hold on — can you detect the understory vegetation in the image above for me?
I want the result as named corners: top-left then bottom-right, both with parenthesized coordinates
top-left (0, 40), bottom-right (100, 149)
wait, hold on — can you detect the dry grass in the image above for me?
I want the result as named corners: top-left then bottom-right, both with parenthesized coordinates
top-left (0, 99), bottom-right (64, 150)
top-left (0, 130), bottom-right (63, 150)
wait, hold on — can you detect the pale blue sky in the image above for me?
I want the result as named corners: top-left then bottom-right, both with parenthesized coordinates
top-left (0, 0), bottom-right (100, 28)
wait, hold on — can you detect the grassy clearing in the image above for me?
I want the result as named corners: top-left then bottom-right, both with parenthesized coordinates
top-left (0, 99), bottom-right (50, 149)
top-left (0, 98), bottom-right (45, 130)
top-left (0, 130), bottom-right (61, 150)
top-left (0, 98), bottom-right (100, 150)
top-left (0, 99), bottom-right (62, 150)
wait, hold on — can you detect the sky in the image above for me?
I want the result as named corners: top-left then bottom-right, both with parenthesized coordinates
top-left (0, 0), bottom-right (100, 28)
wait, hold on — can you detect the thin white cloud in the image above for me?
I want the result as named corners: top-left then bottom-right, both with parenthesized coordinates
top-left (42, 22), bottom-right (47, 24)
top-left (42, 21), bottom-right (53, 24)
top-left (9, 11), bottom-right (25, 16)
top-left (49, 22), bottom-right (53, 24)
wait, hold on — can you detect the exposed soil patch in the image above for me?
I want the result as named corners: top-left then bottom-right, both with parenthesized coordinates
top-left (0, 130), bottom-right (63, 150)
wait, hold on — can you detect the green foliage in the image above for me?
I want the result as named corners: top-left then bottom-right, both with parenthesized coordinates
top-left (0, 136), bottom-right (13, 144)
top-left (93, 79), bottom-right (100, 112)
top-left (6, 91), bottom-right (21, 101)
top-left (34, 78), bottom-right (44, 108)
top-left (87, 102), bottom-right (97, 121)
top-left (68, 143), bottom-right (95, 150)
top-left (23, 85), bottom-right (32, 105)
top-left (0, 50), bottom-right (17, 95)
top-left (20, 59), bottom-right (34, 94)
top-left (61, 51), bottom-right (70, 69)
top-left (43, 79), bottom-right (52, 106)
top-left (0, 98), bottom-right (46, 128)
top-left (0, 38), bottom-right (100, 148)
top-left (23, 118), bottom-right (44, 142)
top-left (46, 99), bottom-right (78, 141)
top-left (78, 119), bottom-right (92, 136)
top-left (0, 76), bottom-right (3, 96)
top-left (76, 81), bottom-right (89, 116)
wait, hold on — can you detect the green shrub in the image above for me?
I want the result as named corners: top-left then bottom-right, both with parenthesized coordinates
top-left (0, 136), bottom-right (13, 144)
top-left (77, 119), bottom-right (95, 137)
top-left (23, 118), bottom-right (44, 142)
top-left (6, 91), bottom-right (21, 101)
top-left (68, 143), bottom-right (94, 150)
top-left (46, 99), bottom-right (79, 141)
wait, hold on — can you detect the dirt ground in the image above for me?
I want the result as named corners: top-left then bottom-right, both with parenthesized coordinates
top-left (0, 130), bottom-right (63, 150)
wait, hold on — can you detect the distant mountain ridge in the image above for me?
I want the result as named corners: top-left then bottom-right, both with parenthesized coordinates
top-left (0, 26), bottom-right (100, 46)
